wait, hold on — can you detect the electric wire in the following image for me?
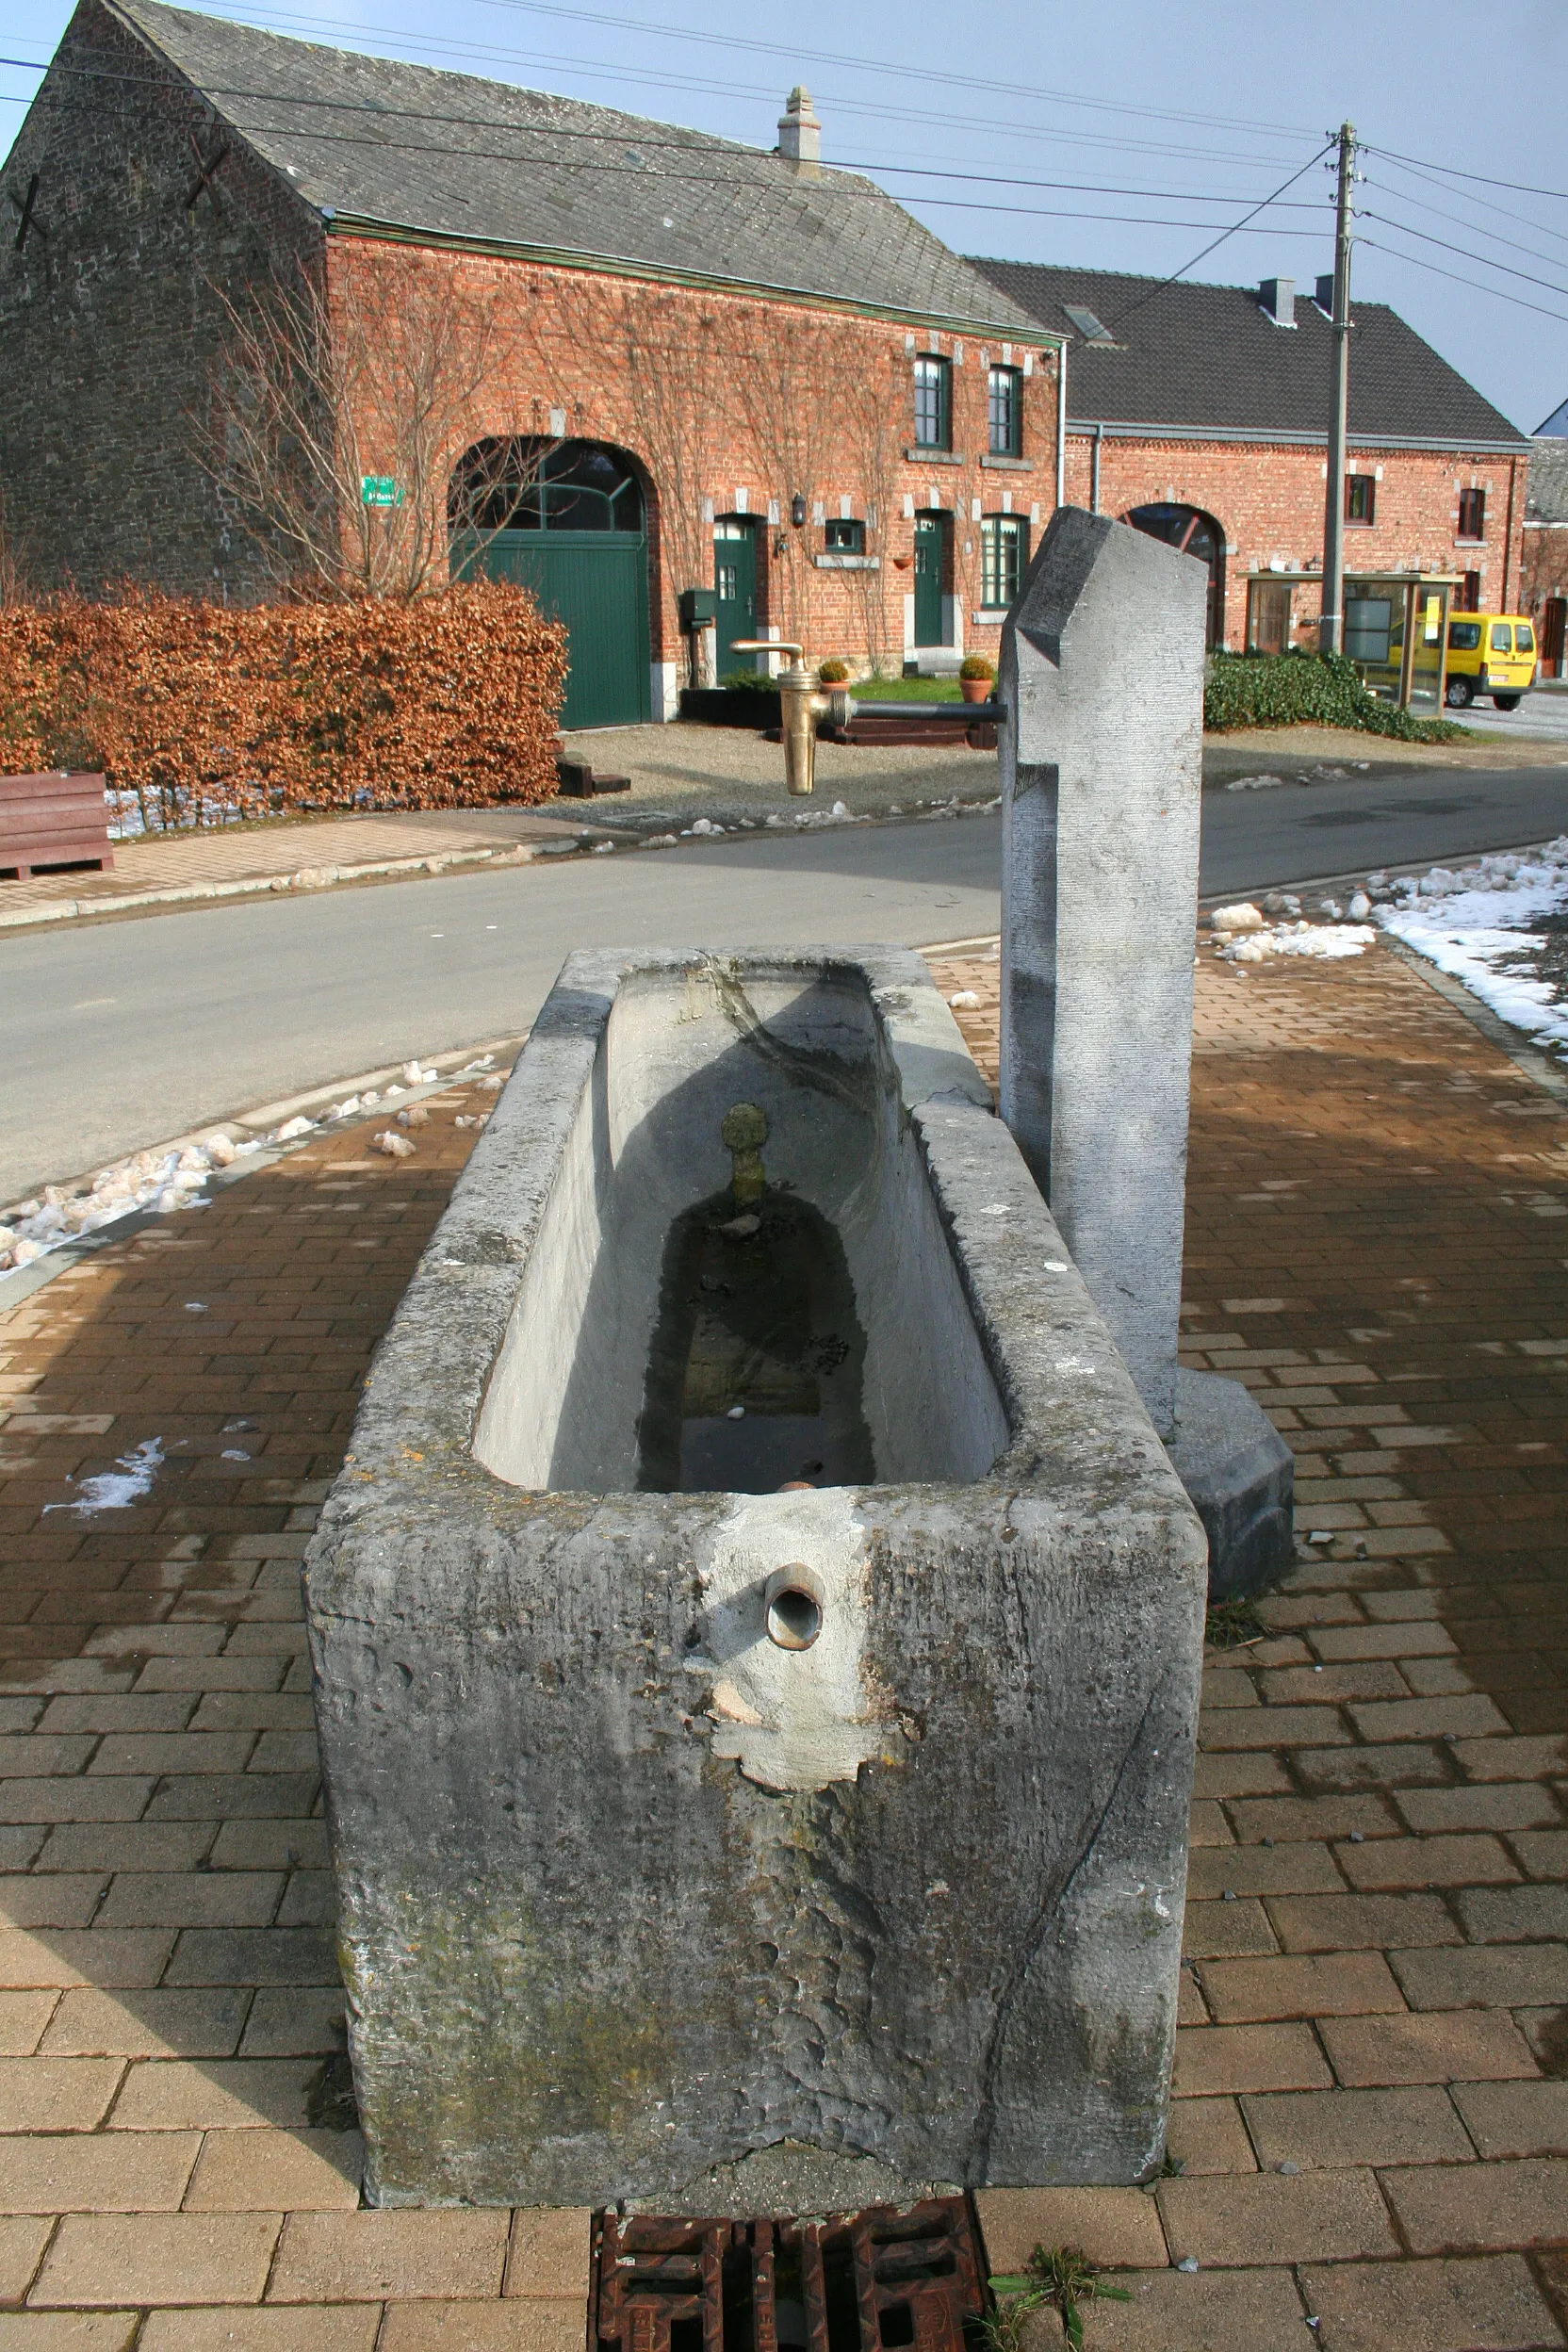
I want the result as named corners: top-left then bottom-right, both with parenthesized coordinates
top-left (1364, 142), bottom-right (1568, 208)
top-left (1367, 150), bottom-right (1568, 257)
top-left (1360, 208), bottom-right (1568, 305)
top-left (1357, 236), bottom-right (1568, 328)
top-left (1361, 171), bottom-right (1568, 272)
top-left (0, 56), bottom-right (1330, 208)
top-left (1102, 141), bottom-right (1336, 329)
top-left (0, 51), bottom-right (1334, 227)
top-left (266, 0), bottom-right (1331, 144)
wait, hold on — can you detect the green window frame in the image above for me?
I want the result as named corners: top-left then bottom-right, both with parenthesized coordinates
top-left (913, 356), bottom-right (952, 451)
top-left (988, 366), bottom-right (1022, 457)
top-left (1346, 474), bottom-right (1376, 525)
top-left (980, 514), bottom-right (1028, 610)
top-left (824, 517), bottom-right (865, 553)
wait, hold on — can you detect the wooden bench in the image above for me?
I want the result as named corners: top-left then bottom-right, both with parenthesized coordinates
top-left (0, 772), bottom-right (114, 880)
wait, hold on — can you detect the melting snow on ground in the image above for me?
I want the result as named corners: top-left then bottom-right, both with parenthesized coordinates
top-left (42, 1436), bottom-right (165, 1516)
top-left (0, 1057), bottom-right (497, 1277)
top-left (1376, 838), bottom-right (1568, 1053)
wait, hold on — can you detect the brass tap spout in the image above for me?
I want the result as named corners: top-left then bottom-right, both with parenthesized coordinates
top-left (729, 639), bottom-right (826, 795)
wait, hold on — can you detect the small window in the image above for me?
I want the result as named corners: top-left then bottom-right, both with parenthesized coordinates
top-left (1490, 622), bottom-right (1513, 652)
top-left (1460, 570), bottom-right (1482, 612)
top-left (1458, 486), bottom-right (1486, 540)
top-left (988, 367), bottom-right (1021, 457)
top-left (980, 514), bottom-right (1027, 609)
top-left (1516, 623), bottom-right (1535, 654)
top-left (824, 517), bottom-right (865, 553)
top-left (913, 356), bottom-right (951, 451)
top-left (1448, 620), bottom-right (1481, 651)
top-left (1346, 474), bottom-right (1376, 525)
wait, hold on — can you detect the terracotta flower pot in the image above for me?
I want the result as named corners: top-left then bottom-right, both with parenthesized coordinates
top-left (959, 677), bottom-right (992, 703)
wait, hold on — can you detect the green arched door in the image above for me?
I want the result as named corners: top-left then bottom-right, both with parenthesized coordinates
top-left (452, 440), bottom-right (652, 731)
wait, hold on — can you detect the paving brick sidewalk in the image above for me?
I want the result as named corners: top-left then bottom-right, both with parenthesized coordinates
top-left (0, 948), bottom-right (1563, 2348)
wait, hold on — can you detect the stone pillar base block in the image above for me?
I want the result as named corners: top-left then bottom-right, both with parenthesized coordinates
top-left (1168, 1369), bottom-right (1295, 1600)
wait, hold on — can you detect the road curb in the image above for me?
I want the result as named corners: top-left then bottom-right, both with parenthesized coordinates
top-left (0, 1034), bottom-right (530, 1315)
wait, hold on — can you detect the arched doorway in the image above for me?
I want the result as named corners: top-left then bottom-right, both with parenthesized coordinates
top-left (450, 438), bottom-right (651, 730)
top-left (1124, 503), bottom-right (1227, 648)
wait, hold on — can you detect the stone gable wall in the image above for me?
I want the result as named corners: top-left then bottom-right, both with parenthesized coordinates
top-left (0, 0), bottom-right (323, 600)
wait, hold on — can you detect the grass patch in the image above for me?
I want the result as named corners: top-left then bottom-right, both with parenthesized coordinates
top-left (1205, 1594), bottom-right (1268, 1649)
top-left (857, 674), bottom-right (965, 701)
top-left (988, 2247), bottom-right (1132, 2351)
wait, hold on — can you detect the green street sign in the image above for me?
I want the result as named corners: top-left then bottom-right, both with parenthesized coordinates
top-left (360, 476), bottom-right (401, 507)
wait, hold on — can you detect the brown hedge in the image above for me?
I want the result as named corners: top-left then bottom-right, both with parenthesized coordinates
top-left (0, 584), bottom-right (568, 825)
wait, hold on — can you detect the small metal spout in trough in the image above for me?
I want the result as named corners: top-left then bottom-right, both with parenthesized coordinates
top-left (303, 945), bottom-right (1208, 2214)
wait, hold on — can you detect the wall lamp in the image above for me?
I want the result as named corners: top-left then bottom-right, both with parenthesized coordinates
top-left (790, 493), bottom-right (807, 528)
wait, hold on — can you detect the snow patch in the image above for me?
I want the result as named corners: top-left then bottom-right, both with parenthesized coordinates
top-left (43, 1436), bottom-right (165, 1516)
top-left (1378, 837), bottom-right (1568, 1051)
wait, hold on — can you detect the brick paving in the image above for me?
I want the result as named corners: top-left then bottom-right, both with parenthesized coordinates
top-left (0, 946), bottom-right (1563, 2348)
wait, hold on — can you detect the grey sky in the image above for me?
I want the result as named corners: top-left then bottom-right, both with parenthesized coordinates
top-left (4, 0), bottom-right (1564, 433)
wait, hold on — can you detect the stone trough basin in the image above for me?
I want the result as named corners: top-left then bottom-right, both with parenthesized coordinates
top-left (303, 947), bottom-right (1208, 2211)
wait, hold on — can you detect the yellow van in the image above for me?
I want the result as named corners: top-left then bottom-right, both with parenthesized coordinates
top-left (1445, 613), bottom-right (1538, 710)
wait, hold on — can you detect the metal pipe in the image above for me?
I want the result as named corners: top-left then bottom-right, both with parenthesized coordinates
top-left (729, 638), bottom-right (825, 794)
top-left (1320, 121), bottom-right (1356, 657)
top-left (1055, 341), bottom-right (1068, 515)
top-left (1090, 422), bottom-right (1102, 515)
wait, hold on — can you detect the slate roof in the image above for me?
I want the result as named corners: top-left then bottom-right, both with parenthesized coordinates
top-left (97, 0), bottom-right (1043, 335)
top-left (966, 257), bottom-right (1527, 450)
top-left (1538, 397), bottom-right (1568, 437)
top-left (1527, 440), bottom-right (1568, 527)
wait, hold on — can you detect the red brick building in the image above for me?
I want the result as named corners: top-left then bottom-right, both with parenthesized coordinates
top-left (1522, 440), bottom-right (1568, 679)
top-left (1, 0), bottom-right (1061, 727)
top-left (969, 259), bottom-right (1530, 699)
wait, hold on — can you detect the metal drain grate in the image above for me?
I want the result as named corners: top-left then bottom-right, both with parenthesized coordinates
top-left (590, 2197), bottom-right (987, 2352)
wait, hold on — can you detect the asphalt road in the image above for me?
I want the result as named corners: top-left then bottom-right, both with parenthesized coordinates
top-left (3, 760), bottom-right (1564, 1200)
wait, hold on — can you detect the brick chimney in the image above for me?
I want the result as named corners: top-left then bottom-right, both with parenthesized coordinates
top-left (776, 86), bottom-right (822, 178)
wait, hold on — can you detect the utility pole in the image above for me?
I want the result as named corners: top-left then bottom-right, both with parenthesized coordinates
top-left (1319, 120), bottom-right (1356, 657)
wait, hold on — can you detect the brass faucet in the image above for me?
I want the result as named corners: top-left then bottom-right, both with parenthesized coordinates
top-left (728, 640), bottom-right (831, 796)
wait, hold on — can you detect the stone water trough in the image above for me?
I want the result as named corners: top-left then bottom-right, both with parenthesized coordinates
top-left (304, 944), bottom-right (1208, 2212)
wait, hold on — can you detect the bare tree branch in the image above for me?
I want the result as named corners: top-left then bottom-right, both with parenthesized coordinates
top-left (195, 252), bottom-right (519, 599)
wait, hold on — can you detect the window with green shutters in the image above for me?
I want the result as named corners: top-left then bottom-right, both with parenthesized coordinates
top-left (980, 514), bottom-right (1027, 609)
top-left (913, 356), bottom-right (952, 450)
top-left (988, 367), bottom-right (1022, 457)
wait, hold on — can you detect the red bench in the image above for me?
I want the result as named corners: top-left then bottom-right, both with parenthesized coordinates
top-left (0, 773), bottom-right (114, 880)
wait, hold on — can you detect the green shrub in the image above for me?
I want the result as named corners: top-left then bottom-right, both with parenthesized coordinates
top-left (818, 659), bottom-right (851, 684)
top-left (959, 654), bottom-right (996, 681)
top-left (717, 670), bottom-right (776, 693)
top-left (1204, 650), bottom-right (1463, 743)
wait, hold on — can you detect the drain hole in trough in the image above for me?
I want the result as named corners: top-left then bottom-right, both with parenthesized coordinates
top-left (766, 1583), bottom-right (823, 1650)
top-left (878, 2309), bottom-right (915, 2348)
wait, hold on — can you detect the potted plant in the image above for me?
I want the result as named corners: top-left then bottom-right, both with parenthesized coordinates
top-left (959, 655), bottom-right (995, 705)
top-left (818, 659), bottom-right (851, 684)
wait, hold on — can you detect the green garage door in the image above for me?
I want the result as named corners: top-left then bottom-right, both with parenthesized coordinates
top-left (459, 528), bottom-right (651, 732)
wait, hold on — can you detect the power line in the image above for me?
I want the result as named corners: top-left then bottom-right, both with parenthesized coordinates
top-left (1102, 141), bottom-right (1335, 329)
top-left (1361, 207), bottom-right (1568, 304)
top-left (0, 52), bottom-right (1332, 224)
top-left (1364, 142), bottom-right (1568, 207)
top-left (1358, 236), bottom-right (1568, 328)
top-left (395, 0), bottom-right (1327, 144)
top-left (1363, 170), bottom-right (1568, 271)
top-left (1368, 151), bottom-right (1568, 257)
top-left (187, 7), bottom-right (1326, 174)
